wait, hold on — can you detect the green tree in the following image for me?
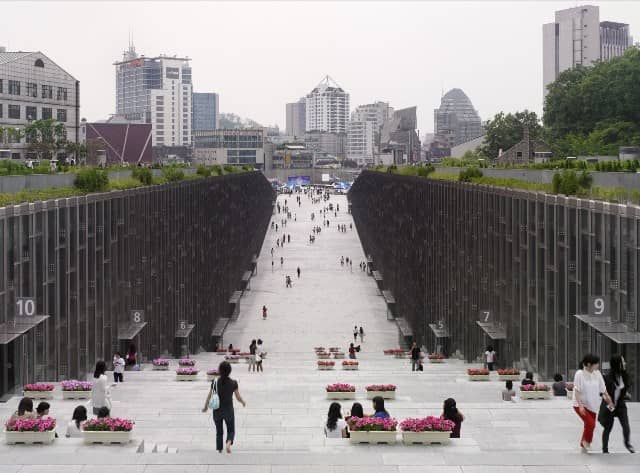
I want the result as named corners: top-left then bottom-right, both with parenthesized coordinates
top-left (481, 110), bottom-right (542, 159)
top-left (24, 119), bottom-right (67, 160)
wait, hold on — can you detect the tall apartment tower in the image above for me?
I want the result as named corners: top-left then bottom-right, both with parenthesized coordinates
top-left (115, 44), bottom-right (192, 147)
top-left (305, 76), bottom-right (349, 134)
top-left (543, 5), bottom-right (631, 95)
top-left (285, 98), bottom-right (306, 138)
top-left (347, 102), bottom-right (393, 166)
top-left (193, 92), bottom-right (219, 131)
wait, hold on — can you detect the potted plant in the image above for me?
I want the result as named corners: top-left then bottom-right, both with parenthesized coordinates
top-left (229, 348), bottom-right (241, 354)
top-left (314, 346), bottom-right (325, 353)
top-left (178, 358), bottom-right (196, 367)
top-left (23, 383), bottom-right (55, 400)
top-left (317, 360), bottom-right (335, 371)
top-left (83, 417), bottom-right (134, 444)
top-left (333, 352), bottom-right (345, 359)
top-left (467, 368), bottom-right (490, 381)
top-left (206, 369), bottom-right (219, 382)
top-left (383, 349), bottom-right (394, 356)
top-left (328, 347), bottom-right (341, 353)
top-left (326, 383), bottom-right (356, 400)
top-left (497, 368), bottom-right (521, 381)
top-left (152, 359), bottom-right (170, 371)
top-left (400, 416), bottom-right (455, 445)
top-left (366, 384), bottom-right (396, 400)
top-left (348, 416), bottom-right (398, 444)
top-left (342, 360), bottom-right (359, 371)
top-left (519, 384), bottom-right (552, 400)
top-left (566, 382), bottom-right (574, 400)
top-left (216, 348), bottom-right (228, 355)
top-left (5, 417), bottom-right (56, 444)
top-left (316, 351), bottom-right (331, 359)
top-left (224, 355), bottom-right (241, 363)
top-left (175, 367), bottom-right (199, 381)
top-left (427, 354), bottom-right (445, 363)
top-left (61, 380), bottom-right (92, 400)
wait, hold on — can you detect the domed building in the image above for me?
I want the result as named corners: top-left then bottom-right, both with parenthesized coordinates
top-left (434, 88), bottom-right (484, 148)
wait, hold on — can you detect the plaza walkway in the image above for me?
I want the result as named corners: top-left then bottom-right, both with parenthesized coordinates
top-left (0, 193), bottom-right (638, 472)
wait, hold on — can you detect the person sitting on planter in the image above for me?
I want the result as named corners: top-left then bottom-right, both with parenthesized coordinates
top-left (66, 405), bottom-right (87, 438)
top-left (502, 381), bottom-right (516, 402)
top-left (324, 402), bottom-right (348, 438)
top-left (522, 372), bottom-right (536, 386)
top-left (10, 397), bottom-right (35, 420)
top-left (371, 396), bottom-right (390, 419)
top-left (552, 373), bottom-right (567, 396)
top-left (442, 398), bottom-right (464, 438)
top-left (36, 401), bottom-right (51, 418)
top-left (96, 406), bottom-right (110, 419)
top-left (345, 402), bottom-right (364, 423)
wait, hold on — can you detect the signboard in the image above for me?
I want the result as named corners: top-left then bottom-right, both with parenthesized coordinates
top-left (16, 297), bottom-right (36, 317)
top-left (287, 176), bottom-right (311, 187)
top-left (321, 173), bottom-right (330, 183)
top-left (178, 320), bottom-right (187, 331)
top-left (478, 309), bottom-right (491, 323)
top-left (589, 296), bottom-right (609, 317)
top-left (131, 310), bottom-right (145, 324)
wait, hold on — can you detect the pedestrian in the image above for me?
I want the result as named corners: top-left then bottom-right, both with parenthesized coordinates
top-left (410, 342), bottom-right (421, 372)
top-left (112, 352), bottom-right (125, 383)
top-left (202, 361), bottom-right (246, 454)
top-left (275, 223), bottom-right (278, 231)
top-left (573, 353), bottom-right (612, 452)
top-left (271, 247), bottom-right (274, 256)
top-left (276, 239), bottom-right (280, 248)
top-left (280, 256), bottom-right (284, 268)
top-left (350, 260), bottom-right (353, 271)
top-left (288, 234), bottom-right (291, 243)
top-left (256, 339), bottom-right (266, 373)
top-left (248, 340), bottom-right (257, 373)
top-left (271, 260), bottom-right (274, 272)
top-left (359, 326), bottom-right (364, 343)
top-left (286, 275), bottom-right (292, 288)
top-left (297, 267), bottom-right (301, 278)
top-left (350, 223), bottom-right (352, 230)
top-left (271, 222), bottom-right (274, 229)
top-left (502, 380), bottom-right (516, 402)
top-left (262, 305), bottom-right (267, 320)
top-left (442, 398), bottom-right (464, 438)
top-left (599, 354), bottom-right (634, 453)
top-left (485, 346), bottom-right (497, 371)
top-left (341, 256), bottom-right (345, 266)
top-left (91, 360), bottom-right (111, 416)
top-left (349, 343), bottom-right (357, 359)
top-left (65, 405), bottom-right (87, 438)
top-left (353, 325), bottom-right (358, 341)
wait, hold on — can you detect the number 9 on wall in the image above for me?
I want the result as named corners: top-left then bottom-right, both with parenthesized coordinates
top-left (589, 295), bottom-right (608, 317)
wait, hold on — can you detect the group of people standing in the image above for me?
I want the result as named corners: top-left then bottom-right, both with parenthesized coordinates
top-left (247, 339), bottom-right (266, 373)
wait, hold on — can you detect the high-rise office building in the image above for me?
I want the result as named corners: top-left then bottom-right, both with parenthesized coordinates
top-left (285, 98), bottom-right (306, 138)
top-left (305, 76), bottom-right (349, 134)
top-left (347, 102), bottom-right (393, 166)
top-left (434, 89), bottom-right (483, 148)
top-left (193, 92), bottom-right (219, 131)
top-left (543, 5), bottom-right (632, 95)
top-left (114, 44), bottom-right (192, 147)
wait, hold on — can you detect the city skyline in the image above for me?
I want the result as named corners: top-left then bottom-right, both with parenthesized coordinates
top-left (1, 1), bottom-right (638, 133)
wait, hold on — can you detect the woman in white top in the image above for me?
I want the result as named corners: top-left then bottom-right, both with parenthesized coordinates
top-left (573, 353), bottom-right (612, 452)
top-left (91, 360), bottom-right (111, 416)
top-left (65, 405), bottom-right (87, 438)
top-left (485, 346), bottom-right (497, 371)
top-left (324, 402), bottom-right (348, 438)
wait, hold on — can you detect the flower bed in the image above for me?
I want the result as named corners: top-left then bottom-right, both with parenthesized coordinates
top-left (152, 359), bottom-right (170, 370)
top-left (206, 369), bottom-right (219, 381)
top-left (178, 358), bottom-right (196, 367)
top-left (347, 416), bottom-right (398, 444)
top-left (61, 380), bottom-right (92, 400)
top-left (497, 368), bottom-right (521, 381)
top-left (317, 360), bottom-right (335, 370)
top-left (224, 355), bottom-right (242, 363)
top-left (176, 367), bottom-right (199, 381)
top-left (342, 360), bottom-right (359, 370)
top-left (316, 352), bottom-right (331, 359)
top-left (216, 349), bottom-right (228, 355)
top-left (520, 384), bottom-right (551, 399)
top-left (384, 349), bottom-right (405, 356)
top-left (229, 348), bottom-right (240, 354)
top-left (467, 369), bottom-right (490, 381)
top-left (333, 352), bottom-right (345, 359)
top-left (5, 417), bottom-right (56, 445)
top-left (399, 416), bottom-right (455, 445)
top-left (428, 354), bottom-right (445, 363)
top-left (328, 347), bottom-right (341, 352)
top-left (366, 384), bottom-right (396, 399)
top-left (23, 383), bottom-right (55, 399)
top-left (326, 383), bottom-right (356, 400)
top-left (82, 417), bottom-right (134, 444)
top-left (314, 346), bottom-right (325, 352)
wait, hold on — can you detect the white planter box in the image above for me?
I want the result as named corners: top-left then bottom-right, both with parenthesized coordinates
top-left (206, 374), bottom-right (219, 382)
top-left (342, 365), bottom-right (359, 370)
top-left (326, 391), bottom-right (356, 400)
top-left (62, 390), bottom-right (91, 400)
top-left (176, 374), bottom-right (199, 381)
top-left (152, 365), bottom-right (169, 371)
top-left (23, 391), bottom-right (54, 400)
top-left (333, 353), bottom-right (345, 359)
top-left (402, 431), bottom-right (451, 445)
top-left (498, 374), bottom-right (521, 381)
top-left (467, 375), bottom-right (490, 381)
top-left (519, 390), bottom-right (551, 400)
top-left (317, 365), bottom-right (335, 371)
top-left (349, 430), bottom-right (397, 444)
top-left (317, 354), bottom-right (331, 359)
top-left (5, 430), bottom-right (55, 445)
top-left (83, 430), bottom-right (132, 444)
top-left (567, 390), bottom-right (574, 400)
top-left (393, 353), bottom-right (407, 359)
top-left (428, 358), bottom-right (445, 363)
top-left (366, 390), bottom-right (396, 400)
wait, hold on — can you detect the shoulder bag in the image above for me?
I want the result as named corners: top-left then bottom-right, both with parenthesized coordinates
top-left (208, 379), bottom-right (220, 410)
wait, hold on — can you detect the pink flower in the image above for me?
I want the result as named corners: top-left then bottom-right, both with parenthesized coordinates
top-left (326, 383), bottom-right (356, 392)
top-left (347, 416), bottom-right (397, 432)
top-left (23, 383), bottom-right (55, 392)
top-left (5, 416), bottom-right (56, 432)
top-left (61, 380), bottom-right (92, 391)
top-left (467, 369), bottom-right (489, 375)
top-left (178, 359), bottom-right (196, 366)
top-left (206, 369), bottom-right (219, 375)
top-left (365, 384), bottom-right (396, 391)
top-left (520, 384), bottom-right (550, 392)
top-left (82, 417), bottom-right (134, 432)
top-left (497, 368), bottom-right (520, 375)
top-left (176, 367), bottom-right (199, 375)
top-left (153, 359), bottom-right (170, 366)
top-left (400, 416), bottom-right (455, 432)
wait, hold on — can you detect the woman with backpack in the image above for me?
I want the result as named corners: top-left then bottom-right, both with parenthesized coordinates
top-left (202, 361), bottom-right (246, 453)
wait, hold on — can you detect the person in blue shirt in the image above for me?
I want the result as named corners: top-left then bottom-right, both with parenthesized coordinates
top-left (372, 396), bottom-right (390, 419)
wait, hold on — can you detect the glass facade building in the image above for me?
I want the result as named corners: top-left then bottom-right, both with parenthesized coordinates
top-left (193, 92), bottom-right (219, 131)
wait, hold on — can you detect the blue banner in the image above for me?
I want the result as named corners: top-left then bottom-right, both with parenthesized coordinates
top-left (287, 176), bottom-right (311, 186)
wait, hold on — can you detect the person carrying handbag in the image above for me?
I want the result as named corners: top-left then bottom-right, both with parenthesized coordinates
top-left (202, 361), bottom-right (246, 453)
top-left (598, 354), bottom-right (635, 454)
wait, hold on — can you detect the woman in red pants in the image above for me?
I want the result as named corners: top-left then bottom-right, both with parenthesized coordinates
top-left (573, 353), bottom-right (613, 452)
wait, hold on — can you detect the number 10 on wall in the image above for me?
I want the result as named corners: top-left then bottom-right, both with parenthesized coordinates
top-left (16, 297), bottom-right (36, 317)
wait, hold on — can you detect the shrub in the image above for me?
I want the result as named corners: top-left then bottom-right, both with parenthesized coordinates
top-left (223, 164), bottom-right (237, 174)
top-left (386, 164), bottom-right (398, 173)
top-left (210, 165), bottom-right (222, 176)
top-left (459, 167), bottom-right (483, 182)
top-left (132, 167), bottom-right (153, 185)
top-left (162, 167), bottom-right (185, 182)
top-left (73, 168), bottom-right (109, 192)
top-left (196, 165), bottom-right (211, 177)
top-left (552, 169), bottom-right (592, 196)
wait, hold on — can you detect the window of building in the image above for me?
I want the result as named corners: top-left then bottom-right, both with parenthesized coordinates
top-left (8, 105), bottom-right (20, 119)
top-left (516, 151), bottom-right (523, 158)
top-left (42, 107), bottom-right (52, 120)
top-left (8, 80), bottom-right (20, 95)
top-left (0, 79), bottom-right (3, 93)
top-left (42, 85), bottom-right (53, 99)
top-left (0, 104), bottom-right (2, 119)
top-left (25, 106), bottom-right (37, 121)
top-left (34, 58), bottom-right (44, 68)
top-left (166, 67), bottom-right (180, 79)
top-left (57, 109), bottom-right (67, 122)
top-left (56, 87), bottom-right (68, 101)
top-left (26, 82), bottom-right (37, 97)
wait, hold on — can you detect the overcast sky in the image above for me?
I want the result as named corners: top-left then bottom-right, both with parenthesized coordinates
top-left (2, 1), bottom-right (638, 133)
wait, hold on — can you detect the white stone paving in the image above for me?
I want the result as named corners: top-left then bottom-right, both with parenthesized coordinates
top-left (0, 193), bottom-right (638, 471)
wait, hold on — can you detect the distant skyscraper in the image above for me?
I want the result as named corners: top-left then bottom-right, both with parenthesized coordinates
top-left (285, 98), bottom-right (306, 138)
top-left (347, 102), bottom-right (393, 166)
top-left (434, 89), bottom-right (483, 148)
top-left (305, 76), bottom-right (349, 134)
top-left (114, 43), bottom-right (192, 147)
top-left (543, 5), bottom-right (631, 95)
top-left (193, 92), bottom-right (219, 131)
